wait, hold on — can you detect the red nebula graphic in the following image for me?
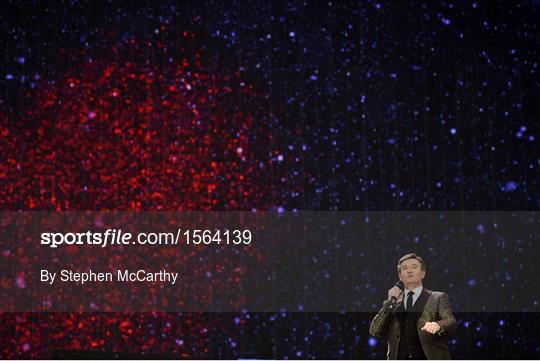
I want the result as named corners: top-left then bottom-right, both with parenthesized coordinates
top-left (0, 29), bottom-right (279, 358)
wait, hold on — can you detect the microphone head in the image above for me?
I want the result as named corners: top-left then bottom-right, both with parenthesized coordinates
top-left (395, 280), bottom-right (404, 291)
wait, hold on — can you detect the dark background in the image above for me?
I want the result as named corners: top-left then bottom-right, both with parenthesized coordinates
top-left (0, 0), bottom-right (538, 358)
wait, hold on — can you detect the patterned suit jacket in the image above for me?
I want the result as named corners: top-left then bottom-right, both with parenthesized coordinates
top-left (369, 288), bottom-right (457, 360)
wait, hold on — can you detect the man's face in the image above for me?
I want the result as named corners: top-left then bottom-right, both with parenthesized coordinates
top-left (398, 258), bottom-right (426, 287)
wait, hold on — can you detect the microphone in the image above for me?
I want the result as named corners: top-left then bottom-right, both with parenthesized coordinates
top-left (389, 280), bottom-right (404, 309)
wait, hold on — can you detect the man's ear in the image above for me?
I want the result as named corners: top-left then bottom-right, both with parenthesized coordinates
top-left (421, 270), bottom-right (426, 279)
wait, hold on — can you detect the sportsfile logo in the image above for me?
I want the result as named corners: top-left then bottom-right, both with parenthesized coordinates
top-left (40, 229), bottom-right (252, 248)
top-left (40, 229), bottom-right (175, 248)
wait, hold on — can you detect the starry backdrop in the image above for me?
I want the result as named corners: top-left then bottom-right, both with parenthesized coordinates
top-left (0, 0), bottom-right (539, 359)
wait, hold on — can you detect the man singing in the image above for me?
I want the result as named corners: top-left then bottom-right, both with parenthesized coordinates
top-left (369, 253), bottom-right (457, 359)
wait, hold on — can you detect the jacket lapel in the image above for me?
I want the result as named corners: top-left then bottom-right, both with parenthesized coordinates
top-left (413, 288), bottom-right (431, 312)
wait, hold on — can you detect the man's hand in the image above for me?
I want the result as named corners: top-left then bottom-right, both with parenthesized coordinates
top-left (387, 286), bottom-right (403, 302)
top-left (421, 321), bottom-right (441, 334)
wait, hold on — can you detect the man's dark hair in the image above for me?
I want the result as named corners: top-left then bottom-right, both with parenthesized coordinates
top-left (397, 253), bottom-right (426, 274)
